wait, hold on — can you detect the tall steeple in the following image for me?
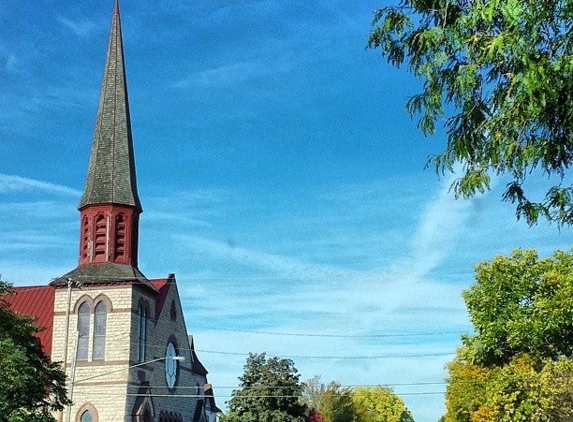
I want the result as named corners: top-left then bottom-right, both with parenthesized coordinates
top-left (79, 0), bottom-right (141, 211)
top-left (52, 0), bottom-right (150, 286)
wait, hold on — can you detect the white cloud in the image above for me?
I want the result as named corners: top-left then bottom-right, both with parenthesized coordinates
top-left (164, 174), bottom-right (477, 420)
top-left (57, 16), bottom-right (97, 37)
top-left (173, 60), bottom-right (274, 89)
top-left (178, 234), bottom-right (374, 282)
top-left (406, 172), bottom-right (475, 278)
top-left (0, 174), bottom-right (81, 196)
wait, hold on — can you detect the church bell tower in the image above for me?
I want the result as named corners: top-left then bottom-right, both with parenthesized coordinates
top-left (52, 0), bottom-right (151, 287)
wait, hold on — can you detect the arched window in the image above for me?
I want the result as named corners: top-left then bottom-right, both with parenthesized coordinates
top-left (77, 302), bottom-right (90, 360)
top-left (80, 410), bottom-right (93, 422)
top-left (137, 303), bottom-right (147, 362)
top-left (93, 301), bottom-right (107, 360)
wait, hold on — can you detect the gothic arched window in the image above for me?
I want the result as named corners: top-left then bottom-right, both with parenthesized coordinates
top-left (93, 301), bottom-right (107, 360)
top-left (80, 410), bottom-right (93, 422)
top-left (77, 302), bottom-right (90, 360)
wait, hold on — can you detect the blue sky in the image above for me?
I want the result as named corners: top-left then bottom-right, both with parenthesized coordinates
top-left (1, 1), bottom-right (571, 421)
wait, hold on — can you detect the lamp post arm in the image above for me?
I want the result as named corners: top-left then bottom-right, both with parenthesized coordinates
top-left (74, 356), bottom-right (184, 384)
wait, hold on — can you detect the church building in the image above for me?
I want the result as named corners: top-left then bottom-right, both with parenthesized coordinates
top-left (7, 2), bottom-right (220, 421)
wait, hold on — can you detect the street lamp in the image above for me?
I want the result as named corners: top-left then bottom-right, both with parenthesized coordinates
top-left (65, 356), bottom-right (184, 422)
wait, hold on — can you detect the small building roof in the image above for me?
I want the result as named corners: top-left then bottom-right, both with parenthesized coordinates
top-left (7, 285), bottom-right (55, 354)
top-left (50, 263), bottom-right (157, 291)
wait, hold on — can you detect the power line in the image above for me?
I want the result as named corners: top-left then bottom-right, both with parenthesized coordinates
top-left (193, 349), bottom-right (455, 360)
top-left (196, 327), bottom-right (463, 338)
top-left (90, 382), bottom-right (448, 390)
top-left (115, 390), bottom-right (447, 398)
top-left (49, 273), bottom-right (474, 284)
top-left (74, 391), bottom-right (446, 398)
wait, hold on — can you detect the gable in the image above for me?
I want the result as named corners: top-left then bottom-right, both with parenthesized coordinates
top-left (150, 274), bottom-right (172, 320)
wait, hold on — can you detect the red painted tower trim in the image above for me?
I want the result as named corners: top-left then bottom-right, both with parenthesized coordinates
top-left (78, 204), bottom-right (139, 267)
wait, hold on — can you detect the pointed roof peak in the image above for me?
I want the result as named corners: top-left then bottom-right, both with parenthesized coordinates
top-left (78, 0), bottom-right (142, 211)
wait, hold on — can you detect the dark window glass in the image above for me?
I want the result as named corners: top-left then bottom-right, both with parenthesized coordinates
top-left (77, 302), bottom-right (90, 360)
top-left (80, 410), bottom-right (93, 422)
top-left (93, 301), bottom-right (107, 360)
top-left (137, 304), bottom-right (147, 361)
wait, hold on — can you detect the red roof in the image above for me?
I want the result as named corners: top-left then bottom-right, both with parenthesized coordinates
top-left (150, 274), bottom-right (174, 320)
top-left (8, 286), bottom-right (55, 354)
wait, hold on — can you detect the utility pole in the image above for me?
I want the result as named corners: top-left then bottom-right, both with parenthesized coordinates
top-left (65, 331), bottom-right (80, 422)
top-left (59, 277), bottom-right (81, 422)
top-left (62, 278), bottom-right (74, 375)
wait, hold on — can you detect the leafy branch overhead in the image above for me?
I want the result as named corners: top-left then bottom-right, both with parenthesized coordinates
top-left (368, 0), bottom-right (573, 225)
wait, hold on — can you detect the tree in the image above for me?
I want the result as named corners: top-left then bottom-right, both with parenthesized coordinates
top-left (321, 384), bottom-right (354, 422)
top-left (0, 281), bottom-right (70, 422)
top-left (301, 375), bottom-right (326, 411)
top-left (444, 353), bottom-right (573, 422)
top-left (538, 357), bottom-right (573, 421)
top-left (461, 248), bottom-right (573, 366)
top-left (222, 353), bottom-right (308, 422)
top-left (302, 376), bottom-right (354, 422)
top-left (442, 353), bottom-right (491, 422)
top-left (307, 409), bottom-right (327, 422)
top-left (368, 0), bottom-right (573, 226)
top-left (351, 386), bottom-right (415, 422)
top-left (442, 248), bottom-right (573, 421)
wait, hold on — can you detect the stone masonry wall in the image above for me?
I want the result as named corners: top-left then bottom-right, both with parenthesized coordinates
top-left (52, 278), bottom-right (205, 422)
top-left (53, 283), bottom-right (133, 422)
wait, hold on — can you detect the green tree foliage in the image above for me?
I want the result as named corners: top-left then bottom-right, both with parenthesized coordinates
top-left (539, 357), bottom-right (573, 421)
top-left (222, 353), bottom-right (308, 422)
top-left (302, 376), bottom-right (354, 422)
top-left (442, 354), bottom-right (490, 422)
top-left (444, 354), bottom-right (573, 422)
top-left (322, 385), bottom-right (354, 422)
top-left (351, 386), bottom-right (415, 422)
top-left (302, 377), bottom-right (415, 422)
top-left (462, 248), bottom-right (573, 366)
top-left (442, 248), bottom-right (573, 421)
top-left (368, 0), bottom-right (573, 226)
top-left (0, 281), bottom-right (70, 422)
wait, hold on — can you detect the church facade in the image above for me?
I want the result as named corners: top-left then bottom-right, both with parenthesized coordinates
top-left (8, 2), bottom-right (219, 422)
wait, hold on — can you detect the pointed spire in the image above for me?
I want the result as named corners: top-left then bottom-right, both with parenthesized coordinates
top-left (78, 0), bottom-right (142, 212)
top-left (50, 0), bottom-right (157, 289)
